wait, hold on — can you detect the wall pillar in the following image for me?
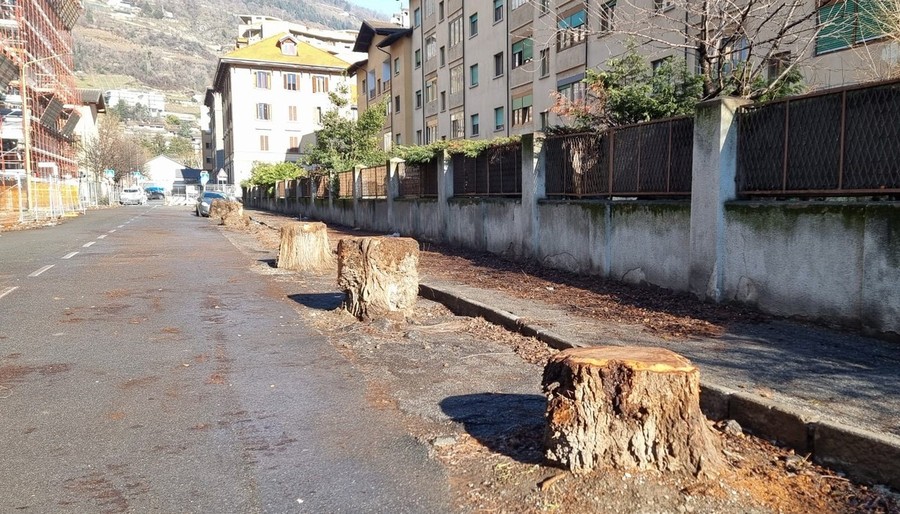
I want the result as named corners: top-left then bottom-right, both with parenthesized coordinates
top-left (688, 97), bottom-right (752, 301)
top-left (521, 134), bottom-right (544, 258)
top-left (437, 151), bottom-right (452, 242)
top-left (387, 158), bottom-right (402, 228)
top-left (352, 165), bottom-right (363, 228)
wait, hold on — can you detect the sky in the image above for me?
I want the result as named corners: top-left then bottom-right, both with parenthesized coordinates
top-left (348, 0), bottom-right (407, 16)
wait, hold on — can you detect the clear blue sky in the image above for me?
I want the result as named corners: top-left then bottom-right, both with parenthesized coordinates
top-left (348, 0), bottom-right (407, 16)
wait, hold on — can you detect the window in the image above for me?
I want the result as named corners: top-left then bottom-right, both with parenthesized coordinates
top-left (539, 111), bottom-right (549, 131)
top-left (254, 71), bottom-right (271, 89)
top-left (288, 136), bottom-right (299, 151)
top-left (470, 63), bottom-right (479, 86)
top-left (396, 133), bottom-right (402, 145)
top-left (450, 112), bottom-right (464, 139)
top-left (651, 57), bottom-right (671, 74)
top-left (440, 91), bottom-right (446, 111)
top-left (315, 107), bottom-right (323, 124)
top-left (512, 94), bottom-right (532, 126)
top-left (766, 52), bottom-right (792, 81)
top-left (395, 95), bottom-right (401, 113)
top-left (816, 0), bottom-right (886, 55)
top-left (654, 0), bottom-right (674, 11)
top-left (416, 129), bottom-right (423, 145)
top-left (558, 10), bottom-right (587, 50)
top-left (425, 78), bottom-right (437, 102)
top-left (494, 52), bottom-right (504, 77)
top-left (511, 0), bottom-right (527, 9)
top-left (599, 1), bottom-right (615, 33)
top-left (425, 121), bottom-right (437, 144)
top-left (425, 0), bottom-right (434, 17)
top-left (539, 48), bottom-right (549, 76)
top-left (256, 103), bottom-right (270, 120)
top-left (281, 40), bottom-right (296, 56)
top-left (312, 75), bottom-right (329, 93)
top-left (440, 46), bottom-right (446, 66)
top-left (494, 107), bottom-right (504, 131)
top-left (415, 49), bottom-right (422, 68)
top-left (438, 1), bottom-right (444, 20)
top-left (449, 16), bottom-right (463, 47)
top-left (469, 13), bottom-right (478, 36)
top-left (558, 80), bottom-right (586, 103)
top-left (511, 38), bottom-right (533, 68)
top-left (288, 105), bottom-right (298, 121)
top-left (259, 134), bottom-right (269, 151)
top-left (394, 57), bottom-right (400, 76)
top-left (493, 0), bottom-right (503, 22)
top-left (367, 70), bottom-right (376, 99)
top-left (425, 35), bottom-right (437, 60)
top-left (470, 113), bottom-right (480, 136)
top-left (539, 0), bottom-right (549, 15)
top-left (414, 7), bottom-right (421, 27)
top-left (416, 89), bottom-right (423, 108)
top-left (382, 60), bottom-right (391, 83)
top-left (283, 73), bottom-right (298, 90)
top-left (450, 65), bottom-right (464, 94)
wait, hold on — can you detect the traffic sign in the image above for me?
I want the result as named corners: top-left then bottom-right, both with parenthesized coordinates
top-left (200, 171), bottom-right (210, 185)
top-left (216, 169), bottom-right (227, 182)
top-left (104, 169), bottom-right (114, 178)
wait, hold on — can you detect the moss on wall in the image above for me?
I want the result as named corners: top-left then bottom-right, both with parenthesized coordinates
top-left (726, 202), bottom-right (867, 234)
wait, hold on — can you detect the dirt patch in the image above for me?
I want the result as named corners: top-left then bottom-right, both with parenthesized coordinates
top-left (0, 363), bottom-right (72, 385)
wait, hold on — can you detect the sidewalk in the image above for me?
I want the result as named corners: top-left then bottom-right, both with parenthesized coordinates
top-left (246, 209), bottom-right (900, 490)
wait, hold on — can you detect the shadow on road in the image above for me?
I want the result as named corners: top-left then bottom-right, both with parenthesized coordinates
top-left (288, 292), bottom-right (344, 310)
top-left (440, 392), bottom-right (546, 465)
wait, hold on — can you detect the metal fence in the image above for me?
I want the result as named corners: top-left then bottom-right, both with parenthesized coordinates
top-left (336, 170), bottom-right (354, 198)
top-left (545, 116), bottom-right (694, 198)
top-left (737, 79), bottom-right (900, 197)
top-left (360, 165), bottom-right (387, 198)
top-left (452, 143), bottom-right (522, 196)
top-left (313, 174), bottom-right (329, 199)
top-left (398, 159), bottom-right (439, 198)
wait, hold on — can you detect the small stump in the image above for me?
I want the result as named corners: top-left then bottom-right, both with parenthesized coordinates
top-left (277, 222), bottom-right (334, 271)
top-left (542, 346), bottom-right (724, 477)
top-left (337, 237), bottom-right (419, 320)
top-left (209, 199), bottom-right (246, 228)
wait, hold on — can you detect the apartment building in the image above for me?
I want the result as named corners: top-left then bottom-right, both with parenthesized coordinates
top-left (210, 33), bottom-right (352, 187)
top-left (402, 0), bottom-right (894, 143)
top-left (236, 14), bottom-right (366, 65)
top-left (105, 90), bottom-right (166, 117)
top-left (347, 21), bottom-right (414, 150)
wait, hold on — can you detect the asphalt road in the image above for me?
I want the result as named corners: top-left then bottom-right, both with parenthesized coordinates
top-left (0, 205), bottom-right (449, 513)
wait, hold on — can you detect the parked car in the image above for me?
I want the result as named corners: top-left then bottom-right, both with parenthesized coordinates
top-left (120, 187), bottom-right (147, 205)
top-left (144, 186), bottom-right (165, 200)
top-left (195, 191), bottom-right (228, 217)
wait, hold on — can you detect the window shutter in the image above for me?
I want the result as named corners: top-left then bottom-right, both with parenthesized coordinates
top-left (816, 1), bottom-right (855, 54)
top-left (325, 77), bottom-right (329, 91)
top-left (312, 77), bottom-right (318, 93)
top-left (857, 0), bottom-right (886, 42)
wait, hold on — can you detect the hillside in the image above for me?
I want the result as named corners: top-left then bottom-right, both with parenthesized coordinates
top-left (74, 0), bottom-right (387, 95)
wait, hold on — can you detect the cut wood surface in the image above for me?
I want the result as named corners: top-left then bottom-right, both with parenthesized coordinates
top-left (209, 199), bottom-right (246, 228)
top-left (543, 346), bottom-right (724, 477)
top-left (337, 237), bottom-right (419, 320)
top-left (277, 222), bottom-right (334, 271)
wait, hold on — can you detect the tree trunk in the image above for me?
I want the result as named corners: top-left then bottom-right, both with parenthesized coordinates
top-left (337, 237), bottom-right (419, 320)
top-left (542, 346), bottom-right (724, 477)
top-left (209, 199), bottom-right (247, 228)
top-left (277, 222), bottom-right (334, 271)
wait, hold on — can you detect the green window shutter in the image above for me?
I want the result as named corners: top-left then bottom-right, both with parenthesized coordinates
top-left (816, 1), bottom-right (856, 54)
top-left (857, 0), bottom-right (887, 42)
top-left (522, 94), bottom-right (533, 108)
top-left (523, 38), bottom-right (533, 61)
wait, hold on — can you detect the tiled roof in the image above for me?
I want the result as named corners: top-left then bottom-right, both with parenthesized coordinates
top-left (223, 33), bottom-right (349, 69)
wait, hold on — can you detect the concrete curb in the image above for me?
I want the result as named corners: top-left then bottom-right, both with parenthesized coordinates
top-left (420, 281), bottom-right (900, 490)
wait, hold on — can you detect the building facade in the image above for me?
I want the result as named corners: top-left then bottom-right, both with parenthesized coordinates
top-left (399, 0), bottom-right (895, 143)
top-left (211, 34), bottom-right (352, 187)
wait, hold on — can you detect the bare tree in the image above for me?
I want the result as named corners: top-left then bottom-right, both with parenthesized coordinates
top-left (79, 115), bottom-right (149, 183)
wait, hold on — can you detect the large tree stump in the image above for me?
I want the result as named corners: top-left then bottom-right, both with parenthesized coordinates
top-left (209, 199), bottom-right (247, 228)
top-left (337, 237), bottom-right (419, 320)
top-left (277, 222), bottom-right (334, 271)
top-left (542, 346), bottom-right (724, 477)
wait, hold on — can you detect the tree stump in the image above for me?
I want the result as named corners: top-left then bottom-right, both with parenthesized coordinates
top-left (337, 237), bottom-right (419, 320)
top-left (209, 199), bottom-right (247, 228)
top-left (277, 222), bottom-right (334, 271)
top-left (542, 346), bottom-right (724, 477)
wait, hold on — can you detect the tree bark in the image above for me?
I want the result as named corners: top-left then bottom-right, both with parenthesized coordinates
top-left (337, 237), bottom-right (419, 320)
top-left (277, 222), bottom-right (334, 271)
top-left (542, 346), bottom-right (724, 477)
top-left (208, 199), bottom-right (246, 228)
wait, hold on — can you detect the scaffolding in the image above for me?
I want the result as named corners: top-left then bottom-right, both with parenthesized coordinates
top-left (0, 0), bottom-right (83, 222)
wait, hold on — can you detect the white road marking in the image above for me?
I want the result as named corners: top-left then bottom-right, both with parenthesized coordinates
top-left (28, 265), bottom-right (54, 277)
top-left (97, 235), bottom-right (107, 239)
top-left (108, 229), bottom-right (116, 233)
top-left (117, 225), bottom-right (124, 228)
top-left (62, 252), bottom-right (79, 259)
top-left (83, 241), bottom-right (96, 248)
top-left (0, 286), bottom-right (18, 300)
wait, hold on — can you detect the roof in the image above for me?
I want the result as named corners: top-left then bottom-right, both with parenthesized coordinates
top-left (222, 33), bottom-right (349, 68)
top-left (346, 59), bottom-right (369, 77)
top-left (377, 28), bottom-right (412, 48)
top-left (78, 89), bottom-right (106, 111)
top-left (352, 20), bottom-right (410, 53)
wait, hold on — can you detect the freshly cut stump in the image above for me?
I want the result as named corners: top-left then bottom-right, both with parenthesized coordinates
top-left (542, 346), bottom-right (724, 477)
top-left (209, 199), bottom-right (247, 228)
top-left (337, 237), bottom-right (419, 320)
top-left (277, 222), bottom-right (334, 271)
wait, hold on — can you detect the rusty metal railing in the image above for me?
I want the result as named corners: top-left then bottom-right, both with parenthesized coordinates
top-left (398, 160), bottom-right (439, 198)
top-left (336, 170), bottom-right (354, 198)
top-left (452, 143), bottom-right (522, 197)
top-left (360, 165), bottom-right (387, 198)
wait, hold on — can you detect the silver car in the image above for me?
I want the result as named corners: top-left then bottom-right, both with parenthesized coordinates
top-left (120, 187), bottom-right (147, 205)
top-left (195, 191), bottom-right (228, 217)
